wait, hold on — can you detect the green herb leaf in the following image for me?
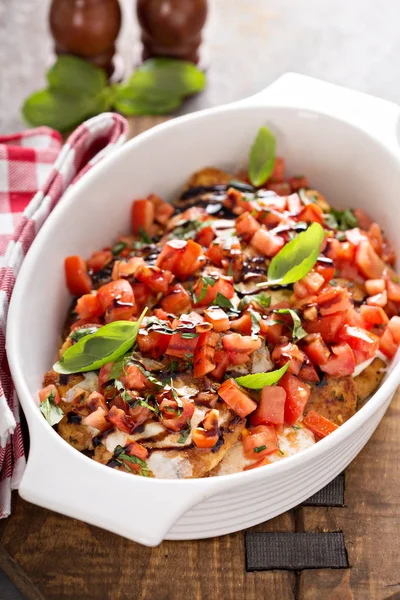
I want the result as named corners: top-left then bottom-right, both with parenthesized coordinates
top-left (139, 227), bottom-right (152, 244)
top-left (324, 212), bottom-right (339, 230)
top-left (273, 308), bottom-right (307, 341)
top-left (266, 222), bottom-right (325, 286)
top-left (111, 241), bottom-right (127, 256)
top-left (180, 332), bottom-right (199, 339)
top-left (113, 445), bottom-right (149, 477)
top-left (238, 292), bottom-right (271, 311)
top-left (54, 311), bottom-right (146, 374)
top-left (39, 390), bottom-right (64, 426)
top-left (178, 418), bottom-right (192, 444)
top-left (248, 126), bottom-right (276, 187)
top-left (70, 326), bottom-right (99, 342)
top-left (330, 208), bottom-right (358, 231)
top-left (47, 55), bottom-right (107, 95)
top-left (213, 292), bottom-right (234, 309)
top-left (193, 275), bottom-right (217, 304)
top-left (254, 445), bottom-right (267, 453)
top-left (249, 309), bottom-right (261, 339)
top-left (235, 362), bottom-right (290, 389)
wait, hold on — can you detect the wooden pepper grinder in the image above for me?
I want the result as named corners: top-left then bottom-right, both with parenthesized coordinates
top-left (136, 0), bottom-right (208, 64)
top-left (49, 0), bottom-right (122, 78)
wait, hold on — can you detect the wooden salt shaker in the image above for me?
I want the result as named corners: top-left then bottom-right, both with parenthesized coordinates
top-left (136, 0), bottom-right (208, 64)
top-left (49, 0), bottom-right (122, 78)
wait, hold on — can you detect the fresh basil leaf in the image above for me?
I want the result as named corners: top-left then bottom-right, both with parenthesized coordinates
top-left (47, 55), bottom-right (107, 96)
top-left (254, 445), bottom-right (267, 453)
top-left (248, 126), bottom-right (276, 187)
top-left (193, 275), bottom-right (217, 304)
top-left (54, 311), bottom-right (146, 374)
top-left (330, 208), bottom-right (358, 231)
top-left (39, 390), bottom-right (64, 426)
top-left (112, 241), bottom-right (127, 256)
top-left (113, 445), bottom-right (149, 477)
top-left (181, 332), bottom-right (199, 339)
top-left (238, 292), bottom-right (271, 311)
top-left (249, 309), bottom-right (261, 339)
top-left (266, 222), bottom-right (325, 286)
top-left (274, 308), bottom-right (307, 341)
top-left (114, 86), bottom-right (182, 116)
top-left (178, 418), bottom-right (192, 444)
top-left (70, 326), bottom-right (99, 342)
top-left (127, 58), bottom-right (206, 97)
top-left (235, 362), bottom-right (290, 389)
top-left (213, 292), bottom-right (234, 309)
top-left (139, 227), bottom-right (152, 244)
top-left (324, 212), bottom-right (339, 230)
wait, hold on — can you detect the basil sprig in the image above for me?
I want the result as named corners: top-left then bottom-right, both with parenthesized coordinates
top-left (248, 126), bottom-right (276, 186)
top-left (262, 222), bottom-right (325, 287)
top-left (40, 389), bottom-right (64, 426)
top-left (273, 308), bottom-right (308, 341)
top-left (53, 311), bottom-right (146, 374)
top-left (235, 362), bottom-right (289, 389)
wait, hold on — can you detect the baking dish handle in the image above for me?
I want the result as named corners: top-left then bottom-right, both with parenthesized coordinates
top-left (19, 423), bottom-right (211, 547)
top-left (242, 72), bottom-right (400, 157)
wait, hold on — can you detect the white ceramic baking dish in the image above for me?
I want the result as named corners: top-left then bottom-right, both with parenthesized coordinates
top-left (6, 73), bottom-right (400, 547)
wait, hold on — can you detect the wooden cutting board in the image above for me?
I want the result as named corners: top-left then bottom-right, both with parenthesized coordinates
top-left (0, 117), bottom-right (399, 600)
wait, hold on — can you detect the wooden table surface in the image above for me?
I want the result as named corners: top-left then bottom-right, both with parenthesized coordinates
top-left (1, 1), bottom-right (400, 599)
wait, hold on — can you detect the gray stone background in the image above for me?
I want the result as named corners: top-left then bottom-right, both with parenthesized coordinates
top-left (1, 0), bottom-right (400, 134)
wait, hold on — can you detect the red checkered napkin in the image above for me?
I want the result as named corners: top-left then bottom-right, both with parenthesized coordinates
top-left (0, 113), bottom-right (128, 517)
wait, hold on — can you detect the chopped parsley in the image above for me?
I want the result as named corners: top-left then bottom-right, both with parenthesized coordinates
top-left (212, 292), bottom-right (234, 309)
top-left (254, 444), bottom-right (267, 453)
top-left (111, 240), bottom-right (127, 256)
top-left (112, 445), bottom-right (149, 477)
top-left (39, 389), bottom-right (64, 426)
top-left (177, 418), bottom-right (192, 444)
top-left (193, 275), bottom-right (217, 304)
top-left (273, 308), bottom-right (307, 342)
top-left (238, 292), bottom-right (271, 311)
top-left (330, 208), bottom-right (358, 231)
top-left (139, 227), bottom-right (152, 244)
top-left (249, 308), bottom-right (261, 339)
top-left (180, 332), bottom-right (199, 339)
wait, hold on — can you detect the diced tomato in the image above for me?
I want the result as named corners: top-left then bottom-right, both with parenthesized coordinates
top-left (355, 240), bottom-right (385, 279)
top-left (218, 379), bottom-right (257, 418)
top-left (279, 374), bottom-right (310, 426)
top-left (205, 242), bottom-right (224, 267)
top-left (131, 199), bottom-right (155, 234)
top-left (299, 362), bottom-right (320, 383)
top-left (204, 307), bottom-right (230, 332)
top-left (193, 331), bottom-right (219, 378)
top-left (267, 182), bottom-right (291, 196)
top-left (195, 225), bottom-right (216, 247)
top-left (160, 283), bottom-right (192, 315)
top-left (121, 364), bottom-right (150, 391)
top-left (272, 341), bottom-right (305, 375)
top-left (99, 362), bottom-right (114, 386)
top-left (387, 280), bottom-right (400, 302)
top-left (336, 241), bottom-right (356, 262)
top-left (85, 391), bottom-right (107, 413)
top-left (298, 203), bottom-right (324, 224)
top-left (249, 386), bottom-right (286, 426)
top-left (286, 193), bottom-right (302, 214)
top-left (301, 271), bottom-right (325, 295)
top-left (320, 343), bottom-right (356, 376)
top-left (289, 175), bottom-right (309, 192)
top-left (293, 280), bottom-right (309, 299)
top-left (192, 409), bottom-right (220, 448)
top-left (70, 317), bottom-right (101, 331)
top-left (251, 228), bottom-right (285, 257)
top-left (366, 290), bottom-right (387, 307)
top-left (244, 457), bottom-right (270, 470)
top-left (83, 407), bottom-right (110, 431)
top-left (305, 310), bottom-right (348, 343)
top-left (137, 329), bottom-right (172, 359)
top-left (75, 293), bottom-right (102, 319)
top-left (303, 410), bottom-right (338, 438)
top-left (97, 279), bottom-right (136, 322)
top-left (38, 384), bottom-right (60, 405)
top-left (112, 257), bottom-right (146, 280)
top-left (316, 286), bottom-right (352, 316)
top-left (222, 333), bottom-right (262, 355)
top-left (365, 279), bottom-right (385, 296)
top-left (158, 395), bottom-right (195, 432)
top-left (259, 315), bottom-right (284, 344)
top-left (193, 275), bottom-right (234, 307)
top-left (86, 250), bottom-right (113, 272)
top-left (242, 425), bottom-right (279, 460)
top-left (135, 264), bottom-right (174, 294)
top-left (314, 262), bottom-right (336, 283)
top-left (229, 313), bottom-right (252, 335)
top-left (65, 255), bottom-right (92, 296)
top-left (360, 305), bottom-right (389, 328)
top-left (153, 308), bottom-right (170, 321)
top-left (368, 222), bottom-right (384, 255)
top-left (210, 349), bottom-right (230, 380)
top-left (166, 331), bottom-right (199, 358)
top-left (270, 157), bottom-right (285, 183)
top-left (131, 283), bottom-right (152, 309)
top-left (353, 208), bottom-right (373, 230)
top-left (379, 326), bottom-right (398, 358)
top-left (388, 316), bottom-right (400, 343)
top-left (156, 239), bottom-right (204, 280)
top-left (124, 440), bottom-right (149, 461)
top-left (345, 228), bottom-right (368, 246)
top-left (235, 212), bottom-right (261, 239)
top-left (106, 406), bottom-right (135, 434)
top-left (338, 325), bottom-right (379, 364)
top-left (302, 333), bottom-right (330, 366)
top-left (152, 197), bottom-right (175, 226)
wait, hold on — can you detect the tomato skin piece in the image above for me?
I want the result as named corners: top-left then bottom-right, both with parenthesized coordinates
top-left (249, 386), bottom-right (286, 426)
top-left (193, 331), bottom-right (219, 378)
top-left (279, 373), bottom-right (310, 426)
top-left (131, 199), bottom-right (155, 234)
top-left (242, 425), bottom-right (279, 460)
top-left (218, 379), bottom-right (257, 418)
top-left (355, 240), bottom-right (385, 279)
top-left (65, 255), bottom-right (92, 296)
top-left (338, 325), bottom-right (379, 364)
top-left (303, 410), bottom-right (338, 438)
top-left (86, 250), bottom-right (113, 273)
top-left (360, 305), bottom-right (389, 328)
top-left (302, 333), bottom-right (330, 366)
top-left (39, 384), bottom-right (60, 405)
top-left (320, 343), bottom-right (356, 376)
top-left (251, 228), bottom-right (285, 257)
top-left (379, 326), bottom-right (398, 358)
top-left (75, 293), bottom-right (102, 319)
